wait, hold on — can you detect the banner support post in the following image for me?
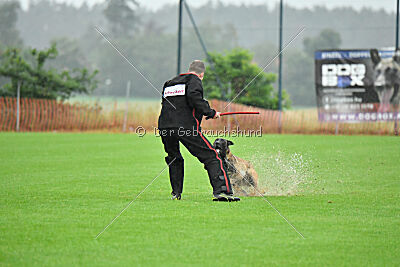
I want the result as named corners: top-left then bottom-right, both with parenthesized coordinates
top-left (396, 0), bottom-right (399, 49)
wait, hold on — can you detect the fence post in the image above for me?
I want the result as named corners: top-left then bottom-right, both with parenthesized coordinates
top-left (395, 120), bottom-right (399, 136)
top-left (112, 100), bottom-right (117, 128)
top-left (335, 121), bottom-right (339, 135)
top-left (123, 80), bottom-right (131, 132)
top-left (278, 111), bottom-right (282, 133)
top-left (227, 82), bottom-right (231, 132)
top-left (16, 81), bottom-right (21, 132)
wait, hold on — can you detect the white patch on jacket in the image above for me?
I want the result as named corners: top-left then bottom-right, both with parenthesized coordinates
top-left (164, 84), bottom-right (186, 97)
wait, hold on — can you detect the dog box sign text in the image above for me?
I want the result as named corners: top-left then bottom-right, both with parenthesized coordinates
top-left (321, 64), bottom-right (365, 87)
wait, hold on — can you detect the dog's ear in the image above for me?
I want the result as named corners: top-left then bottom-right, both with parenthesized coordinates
top-left (213, 139), bottom-right (220, 146)
top-left (227, 140), bottom-right (234, 146)
top-left (370, 49), bottom-right (381, 66)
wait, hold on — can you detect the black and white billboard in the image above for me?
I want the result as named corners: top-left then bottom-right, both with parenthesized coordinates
top-left (315, 49), bottom-right (400, 122)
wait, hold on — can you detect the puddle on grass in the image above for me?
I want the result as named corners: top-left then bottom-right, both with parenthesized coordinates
top-left (249, 148), bottom-right (318, 196)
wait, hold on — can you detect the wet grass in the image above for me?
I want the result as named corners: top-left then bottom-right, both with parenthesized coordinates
top-left (0, 133), bottom-right (399, 266)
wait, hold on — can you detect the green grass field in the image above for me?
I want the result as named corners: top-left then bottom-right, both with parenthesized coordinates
top-left (1, 133), bottom-right (399, 266)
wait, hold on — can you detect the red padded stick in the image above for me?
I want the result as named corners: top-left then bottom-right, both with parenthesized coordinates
top-left (206, 111), bottom-right (260, 120)
top-left (219, 111), bottom-right (260, 116)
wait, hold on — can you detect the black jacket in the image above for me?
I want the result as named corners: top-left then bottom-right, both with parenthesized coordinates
top-left (158, 73), bottom-right (216, 129)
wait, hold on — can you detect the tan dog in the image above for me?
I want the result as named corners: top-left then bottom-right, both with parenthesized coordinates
top-left (213, 138), bottom-right (259, 196)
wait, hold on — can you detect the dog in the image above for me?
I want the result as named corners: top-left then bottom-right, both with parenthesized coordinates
top-left (368, 49), bottom-right (400, 112)
top-left (213, 138), bottom-right (259, 196)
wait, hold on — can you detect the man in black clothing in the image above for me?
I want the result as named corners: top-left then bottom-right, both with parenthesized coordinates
top-left (158, 60), bottom-right (239, 201)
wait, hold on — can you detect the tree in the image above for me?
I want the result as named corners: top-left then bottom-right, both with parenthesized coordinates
top-left (48, 37), bottom-right (88, 71)
top-left (0, 44), bottom-right (98, 100)
top-left (283, 48), bottom-right (315, 106)
top-left (203, 48), bottom-right (291, 110)
top-left (103, 0), bottom-right (140, 38)
top-left (0, 0), bottom-right (22, 47)
top-left (303, 28), bottom-right (342, 57)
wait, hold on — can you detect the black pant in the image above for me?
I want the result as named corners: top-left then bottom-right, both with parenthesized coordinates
top-left (160, 128), bottom-right (233, 195)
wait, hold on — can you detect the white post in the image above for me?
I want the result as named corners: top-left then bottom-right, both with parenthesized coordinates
top-left (122, 80), bottom-right (131, 132)
top-left (16, 81), bottom-right (21, 132)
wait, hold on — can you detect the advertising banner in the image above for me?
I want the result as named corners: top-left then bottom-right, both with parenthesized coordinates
top-left (315, 49), bottom-right (400, 122)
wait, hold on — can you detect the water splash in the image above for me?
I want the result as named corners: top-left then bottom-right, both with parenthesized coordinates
top-left (249, 148), bottom-right (316, 196)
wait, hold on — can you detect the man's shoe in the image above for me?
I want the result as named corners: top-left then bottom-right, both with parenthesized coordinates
top-left (171, 193), bottom-right (181, 200)
top-left (213, 193), bottom-right (240, 202)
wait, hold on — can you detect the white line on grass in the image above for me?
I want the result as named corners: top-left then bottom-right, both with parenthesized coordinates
top-left (95, 158), bottom-right (176, 239)
top-left (94, 26), bottom-right (176, 110)
top-left (225, 160), bottom-right (305, 239)
top-left (224, 26), bottom-right (306, 110)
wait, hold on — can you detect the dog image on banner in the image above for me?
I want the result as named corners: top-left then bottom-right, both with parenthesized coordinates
top-left (369, 49), bottom-right (400, 112)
